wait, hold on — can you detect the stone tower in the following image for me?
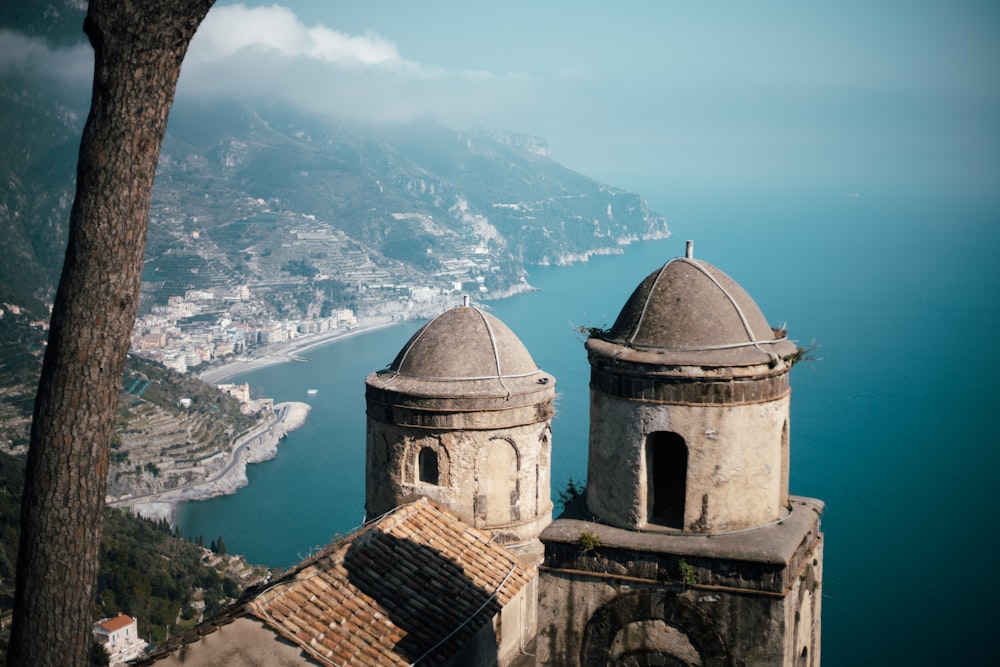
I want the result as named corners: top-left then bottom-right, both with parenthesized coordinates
top-left (538, 246), bottom-right (824, 666)
top-left (365, 304), bottom-right (556, 565)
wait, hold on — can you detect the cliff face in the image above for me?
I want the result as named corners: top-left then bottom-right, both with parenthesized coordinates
top-left (1, 54), bottom-right (668, 321)
top-left (104, 359), bottom-right (260, 497)
top-left (125, 402), bottom-right (311, 523)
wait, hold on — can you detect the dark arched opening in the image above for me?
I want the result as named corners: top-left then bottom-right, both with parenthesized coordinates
top-left (647, 431), bottom-right (687, 528)
top-left (418, 447), bottom-right (439, 485)
top-left (581, 590), bottom-right (731, 667)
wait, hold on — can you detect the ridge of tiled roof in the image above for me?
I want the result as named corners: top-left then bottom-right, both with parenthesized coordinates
top-left (245, 497), bottom-right (534, 666)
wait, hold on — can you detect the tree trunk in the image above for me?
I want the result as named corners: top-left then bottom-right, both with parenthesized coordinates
top-left (7, 1), bottom-right (214, 665)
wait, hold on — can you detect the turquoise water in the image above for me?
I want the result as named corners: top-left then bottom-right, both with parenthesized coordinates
top-left (176, 188), bottom-right (1000, 664)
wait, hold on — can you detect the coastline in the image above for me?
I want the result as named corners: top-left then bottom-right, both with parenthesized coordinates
top-left (137, 311), bottom-right (460, 522)
top-left (120, 318), bottom-right (404, 523)
top-left (198, 318), bottom-right (400, 384)
top-left (158, 273), bottom-right (595, 523)
top-left (195, 282), bottom-right (543, 385)
top-left (129, 254), bottom-right (630, 523)
top-left (118, 401), bottom-right (311, 525)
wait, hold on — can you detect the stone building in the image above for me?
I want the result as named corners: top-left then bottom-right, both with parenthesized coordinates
top-left (365, 303), bottom-right (556, 566)
top-left (94, 612), bottom-right (148, 665)
top-left (536, 244), bottom-right (823, 665)
top-left (143, 246), bottom-right (822, 666)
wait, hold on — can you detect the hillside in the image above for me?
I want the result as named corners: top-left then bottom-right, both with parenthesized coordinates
top-left (108, 357), bottom-right (262, 499)
top-left (0, 2), bottom-right (667, 324)
top-left (1, 347), bottom-right (268, 504)
top-left (0, 451), bottom-right (270, 656)
top-left (1, 2), bottom-right (668, 495)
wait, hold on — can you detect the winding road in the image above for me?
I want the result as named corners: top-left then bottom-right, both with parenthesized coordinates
top-left (107, 406), bottom-right (286, 508)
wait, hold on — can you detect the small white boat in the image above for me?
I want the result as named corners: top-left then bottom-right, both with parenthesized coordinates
top-left (307, 388), bottom-right (319, 395)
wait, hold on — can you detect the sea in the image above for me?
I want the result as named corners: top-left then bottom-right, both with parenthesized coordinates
top-left (176, 188), bottom-right (999, 665)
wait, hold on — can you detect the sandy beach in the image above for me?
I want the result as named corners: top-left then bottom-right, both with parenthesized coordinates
top-left (198, 317), bottom-right (400, 384)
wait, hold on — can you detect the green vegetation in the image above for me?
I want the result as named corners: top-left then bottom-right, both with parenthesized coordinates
top-left (578, 530), bottom-right (601, 556)
top-left (786, 342), bottom-right (821, 367)
top-left (572, 323), bottom-right (608, 340)
top-left (678, 558), bottom-right (697, 587)
top-left (557, 476), bottom-right (586, 511)
top-left (4, 353), bottom-right (260, 467)
top-left (281, 258), bottom-right (318, 278)
top-left (97, 509), bottom-right (248, 644)
top-left (109, 356), bottom-right (263, 497)
top-left (318, 279), bottom-right (354, 315)
top-left (0, 451), bottom-right (267, 655)
top-left (0, 308), bottom-right (48, 449)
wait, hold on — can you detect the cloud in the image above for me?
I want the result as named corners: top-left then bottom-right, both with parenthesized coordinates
top-left (175, 3), bottom-right (548, 130)
top-left (0, 4), bottom-right (570, 139)
top-left (188, 4), bottom-right (403, 68)
top-left (0, 29), bottom-right (92, 87)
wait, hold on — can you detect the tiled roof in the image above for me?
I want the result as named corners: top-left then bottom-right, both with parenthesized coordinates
top-left (244, 497), bottom-right (534, 666)
top-left (97, 613), bottom-right (135, 633)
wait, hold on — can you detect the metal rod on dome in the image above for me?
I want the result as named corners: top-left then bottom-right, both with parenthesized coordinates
top-left (686, 240), bottom-right (694, 259)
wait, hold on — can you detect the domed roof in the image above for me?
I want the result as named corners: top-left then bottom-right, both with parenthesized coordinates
top-left (366, 305), bottom-right (554, 423)
top-left (594, 254), bottom-right (797, 366)
top-left (388, 306), bottom-right (540, 380)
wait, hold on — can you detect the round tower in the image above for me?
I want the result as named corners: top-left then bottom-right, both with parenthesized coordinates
top-left (365, 305), bottom-right (556, 562)
top-left (585, 245), bottom-right (799, 532)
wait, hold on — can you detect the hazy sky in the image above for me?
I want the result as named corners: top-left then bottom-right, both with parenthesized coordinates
top-left (176, 1), bottom-right (1000, 200)
top-left (5, 1), bottom-right (997, 202)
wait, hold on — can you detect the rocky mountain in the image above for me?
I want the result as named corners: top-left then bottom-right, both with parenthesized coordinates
top-left (142, 100), bottom-right (667, 313)
top-left (0, 3), bottom-right (667, 324)
top-left (0, 2), bottom-right (668, 446)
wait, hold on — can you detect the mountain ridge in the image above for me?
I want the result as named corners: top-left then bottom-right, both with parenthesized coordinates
top-left (0, 5), bottom-right (668, 448)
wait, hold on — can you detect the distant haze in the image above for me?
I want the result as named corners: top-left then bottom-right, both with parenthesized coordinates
top-left (2, 2), bottom-right (998, 201)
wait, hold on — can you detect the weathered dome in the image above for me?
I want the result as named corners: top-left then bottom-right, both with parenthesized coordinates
top-left (367, 306), bottom-right (553, 405)
top-left (594, 256), bottom-right (798, 366)
top-left (389, 306), bottom-right (539, 379)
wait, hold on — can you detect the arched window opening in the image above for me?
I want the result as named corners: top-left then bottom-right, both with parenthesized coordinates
top-left (647, 431), bottom-right (687, 528)
top-left (418, 447), bottom-right (439, 485)
top-left (481, 439), bottom-right (518, 525)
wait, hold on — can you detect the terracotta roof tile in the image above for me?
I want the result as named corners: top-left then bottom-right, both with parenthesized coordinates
top-left (245, 498), bottom-right (533, 666)
top-left (97, 614), bottom-right (135, 633)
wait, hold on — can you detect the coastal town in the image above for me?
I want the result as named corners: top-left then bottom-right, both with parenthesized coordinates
top-left (128, 203), bottom-right (532, 381)
top-left (129, 281), bottom-right (493, 387)
top-left (109, 256), bottom-right (491, 525)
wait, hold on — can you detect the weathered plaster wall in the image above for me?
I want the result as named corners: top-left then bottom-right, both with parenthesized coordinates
top-left (366, 419), bottom-right (552, 551)
top-left (152, 616), bottom-right (312, 666)
top-left (786, 538), bottom-right (823, 666)
top-left (586, 392), bottom-right (789, 532)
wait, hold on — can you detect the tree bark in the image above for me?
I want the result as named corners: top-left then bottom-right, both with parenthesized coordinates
top-left (8, 1), bottom-right (214, 665)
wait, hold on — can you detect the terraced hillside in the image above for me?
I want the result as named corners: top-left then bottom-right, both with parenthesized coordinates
top-left (107, 358), bottom-right (262, 498)
top-left (0, 306), bottom-right (46, 450)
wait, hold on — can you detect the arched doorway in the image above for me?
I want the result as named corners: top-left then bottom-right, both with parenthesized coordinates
top-left (481, 438), bottom-right (518, 525)
top-left (647, 431), bottom-right (687, 528)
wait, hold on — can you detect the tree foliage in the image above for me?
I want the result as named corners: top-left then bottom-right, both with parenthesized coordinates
top-left (97, 510), bottom-right (244, 645)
